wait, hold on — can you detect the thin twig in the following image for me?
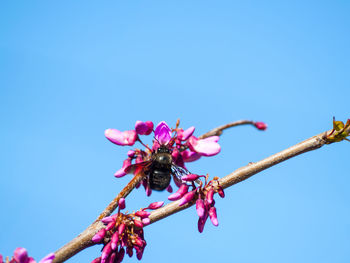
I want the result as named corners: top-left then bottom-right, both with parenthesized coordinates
top-left (148, 131), bottom-right (328, 223)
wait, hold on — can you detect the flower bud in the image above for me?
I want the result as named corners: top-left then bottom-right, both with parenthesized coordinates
top-left (118, 198), bottom-right (126, 210)
top-left (92, 228), bottom-right (106, 243)
top-left (254, 121), bottom-right (267, 131)
top-left (91, 257), bottom-right (102, 263)
top-left (206, 189), bottom-right (214, 205)
top-left (116, 247), bottom-right (125, 263)
top-left (168, 184), bottom-right (188, 201)
top-left (166, 184), bottom-right (173, 193)
top-left (179, 190), bottom-right (196, 206)
top-left (135, 210), bottom-right (151, 218)
top-left (142, 218), bottom-right (151, 226)
top-left (209, 206), bottom-right (219, 226)
top-left (126, 247), bottom-right (133, 258)
top-left (217, 187), bottom-right (225, 198)
top-left (196, 198), bottom-right (205, 218)
top-left (134, 219), bottom-right (143, 228)
top-left (181, 174), bottom-right (200, 181)
top-left (105, 221), bottom-right (115, 231)
top-left (118, 223), bottom-right (126, 235)
top-left (135, 121), bottom-right (154, 135)
top-left (147, 201), bottom-right (164, 210)
top-left (101, 242), bottom-right (112, 262)
top-left (14, 248), bottom-right (28, 263)
top-left (111, 232), bottom-right (119, 250)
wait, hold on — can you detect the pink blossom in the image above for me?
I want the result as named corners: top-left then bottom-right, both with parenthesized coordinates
top-left (196, 198), bottom-right (205, 218)
top-left (141, 218), bottom-right (151, 226)
top-left (197, 214), bottom-right (209, 233)
top-left (105, 221), bottom-right (115, 231)
top-left (92, 228), bottom-right (106, 243)
top-left (116, 247), bottom-right (125, 263)
top-left (188, 136), bottom-right (221, 157)
top-left (105, 129), bottom-right (137, 146)
top-left (91, 257), bottom-right (102, 263)
top-left (147, 201), bottom-right (164, 210)
top-left (101, 242), bottom-right (112, 262)
top-left (107, 253), bottom-right (116, 263)
top-left (135, 210), bottom-right (150, 218)
top-left (177, 126), bottom-right (195, 141)
top-left (101, 215), bottom-right (117, 224)
top-left (218, 187), bottom-right (225, 198)
top-left (114, 158), bottom-right (132, 178)
top-left (209, 206), bottom-right (219, 226)
top-left (118, 198), bottom-right (126, 210)
top-left (127, 150), bottom-right (135, 157)
top-left (181, 174), bottom-right (200, 182)
top-left (118, 223), bottom-right (126, 235)
top-left (166, 184), bottom-right (173, 193)
top-left (168, 184), bottom-right (189, 201)
top-left (154, 121), bottom-right (172, 145)
top-left (206, 189), bottom-right (214, 205)
top-left (135, 121), bottom-right (154, 135)
top-left (134, 219), bottom-right (143, 228)
top-left (181, 150), bottom-right (201, 162)
top-left (111, 232), bottom-right (119, 250)
top-left (254, 121), bottom-right (268, 130)
top-left (179, 190), bottom-right (196, 206)
top-left (38, 253), bottom-right (55, 263)
top-left (14, 247), bottom-right (28, 263)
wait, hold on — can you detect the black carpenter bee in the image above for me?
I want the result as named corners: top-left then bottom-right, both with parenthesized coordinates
top-left (125, 145), bottom-right (190, 191)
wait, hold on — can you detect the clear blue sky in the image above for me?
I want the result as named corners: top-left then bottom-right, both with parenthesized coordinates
top-left (1, 1), bottom-right (349, 262)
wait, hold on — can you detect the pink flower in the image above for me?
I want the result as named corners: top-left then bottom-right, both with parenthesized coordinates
top-left (135, 121), bottom-right (154, 135)
top-left (254, 121), bottom-right (268, 131)
top-left (114, 158), bottom-right (132, 178)
top-left (209, 206), bottom-right (219, 226)
top-left (147, 201), bottom-right (164, 210)
top-left (188, 136), bottom-right (221, 157)
top-left (38, 253), bottom-right (55, 263)
top-left (14, 248), bottom-right (28, 263)
top-left (101, 242), bottom-right (112, 262)
top-left (135, 211), bottom-right (150, 218)
top-left (92, 228), bottom-right (106, 243)
top-left (177, 126), bottom-right (195, 141)
top-left (168, 184), bottom-right (188, 201)
top-left (154, 121), bottom-right (172, 145)
top-left (179, 190), bottom-right (196, 206)
top-left (141, 218), bottom-right (151, 226)
top-left (181, 174), bottom-right (200, 182)
top-left (105, 129), bottom-right (137, 146)
top-left (196, 198), bottom-right (205, 218)
top-left (181, 150), bottom-right (201, 162)
top-left (118, 198), bottom-right (126, 210)
top-left (111, 232), bottom-right (119, 250)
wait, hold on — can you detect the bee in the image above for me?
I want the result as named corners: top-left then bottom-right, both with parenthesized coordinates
top-left (125, 145), bottom-right (190, 191)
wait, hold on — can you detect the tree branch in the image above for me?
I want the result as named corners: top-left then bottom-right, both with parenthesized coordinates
top-left (53, 122), bottom-right (332, 262)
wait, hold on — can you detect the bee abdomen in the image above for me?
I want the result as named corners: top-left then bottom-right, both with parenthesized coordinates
top-left (149, 169), bottom-right (171, 191)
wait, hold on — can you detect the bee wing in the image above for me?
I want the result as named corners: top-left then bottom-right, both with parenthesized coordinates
top-left (171, 164), bottom-right (202, 186)
top-left (124, 161), bottom-right (152, 175)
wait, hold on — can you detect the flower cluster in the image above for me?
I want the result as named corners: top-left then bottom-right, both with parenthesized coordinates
top-left (0, 248), bottom-right (54, 263)
top-left (91, 198), bottom-right (164, 263)
top-left (168, 174), bottom-right (224, 232)
top-left (105, 120), bottom-right (221, 195)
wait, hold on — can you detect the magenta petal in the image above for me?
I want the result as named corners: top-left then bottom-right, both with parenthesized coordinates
top-left (142, 218), bottom-right (151, 226)
top-left (168, 184), bottom-right (188, 201)
top-left (38, 253), bottom-right (55, 263)
top-left (135, 121), bottom-right (154, 135)
top-left (105, 129), bottom-right (137, 146)
top-left (147, 201), bottom-right (164, 210)
top-left (179, 190), bottom-right (196, 206)
top-left (111, 232), bottom-right (119, 250)
top-left (203, 136), bottom-right (220, 143)
top-left (188, 136), bottom-right (221, 157)
top-left (181, 174), bottom-right (200, 182)
top-left (14, 248), bottom-right (28, 263)
top-left (92, 228), bottom-right (106, 243)
top-left (135, 211), bottom-right (151, 218)
top-left (177, 126), bottom-right (195, 141)
top-left (209, 206), bottom-right (219, 226)
top-left (182, 150), bottom-right (201, 162)
top-left (118, 198), bottom-right (126, 210)
top-left (101, 243), bottom-right (112, 261)
top-left (196, 198), bottom-right (205, 218)
top-left (154, 121), bottom-right (172, 145)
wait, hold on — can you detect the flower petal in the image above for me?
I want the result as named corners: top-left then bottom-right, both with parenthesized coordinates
top-left (105, 129), bottom-right (137, 146)
top-left (38, 253), bottom-right (55, 263)
top-left (177, 126), bottom-right (195, 141)
top-left (135, 121), bottom-right (154, 135)
top-left (154, 121), bottom-right (172, 145)
top-left (188, 136), bottom-right (221, 157)
top-left (14, 248), bottom-right (28, 263)
top-left (181, 150), bottom-right (201, 162)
